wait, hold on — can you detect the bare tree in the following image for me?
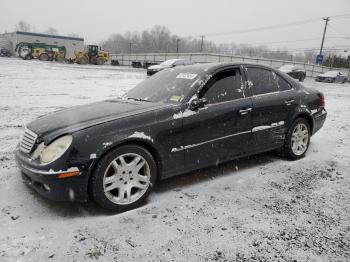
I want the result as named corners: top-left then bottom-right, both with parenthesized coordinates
top-left (100, 25), bottom-right (320, 63)
top-left (14, 21), bottom-right (32, 32)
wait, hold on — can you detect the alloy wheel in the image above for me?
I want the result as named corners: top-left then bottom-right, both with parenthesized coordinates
top-left (103, 153), bottom-right (151, 205)
top-left (291, 123), bottom-right (309, 156)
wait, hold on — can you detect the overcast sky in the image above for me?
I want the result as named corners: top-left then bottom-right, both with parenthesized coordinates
top-left (1, 0), bottom-right (349, 53)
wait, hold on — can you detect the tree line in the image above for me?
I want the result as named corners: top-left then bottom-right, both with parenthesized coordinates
top-left (100, 25), bottom-right (326, 64)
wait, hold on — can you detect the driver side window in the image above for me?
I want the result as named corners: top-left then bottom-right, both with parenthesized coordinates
top-left (202, 68), bottom-right (244, 104)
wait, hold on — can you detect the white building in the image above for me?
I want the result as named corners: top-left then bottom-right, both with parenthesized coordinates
top-left (0, 31), bottom-right (84, 58)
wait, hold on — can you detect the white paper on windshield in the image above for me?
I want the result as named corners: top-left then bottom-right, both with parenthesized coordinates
top-left (176, 73), bottom-right (197, 80)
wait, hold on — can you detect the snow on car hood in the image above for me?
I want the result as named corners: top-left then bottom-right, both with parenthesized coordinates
top-left (27, 99), bottom-right (169, 143)
top-left (318, 71), bottom-right (339, 77)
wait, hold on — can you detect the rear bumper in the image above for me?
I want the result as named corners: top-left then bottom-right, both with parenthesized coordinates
top-left (15, 148), bottom-right (92, 202)
top-left (312, 108), bottom-right (327, 135)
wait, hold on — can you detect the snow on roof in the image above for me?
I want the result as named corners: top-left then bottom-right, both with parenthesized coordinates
top-left (16, 31), bottom-right (84, 42)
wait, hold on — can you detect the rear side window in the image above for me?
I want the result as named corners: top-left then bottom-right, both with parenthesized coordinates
top-left (246, 67), bottom-right (278, 95)
top-left (276, 74), bottom-right (292, 91)
top-left (202, 68), bottom-right (244, 104)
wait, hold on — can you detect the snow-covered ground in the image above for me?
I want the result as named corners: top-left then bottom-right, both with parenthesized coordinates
top-left (0, 57), bottom-right (349, 261)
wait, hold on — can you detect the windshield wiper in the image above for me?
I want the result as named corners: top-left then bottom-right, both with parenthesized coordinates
top-left (127, 97), bottom-right (152, 102)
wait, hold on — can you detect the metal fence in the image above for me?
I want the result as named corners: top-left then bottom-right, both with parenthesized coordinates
top-left (110, 52), bottom-right (350, 79)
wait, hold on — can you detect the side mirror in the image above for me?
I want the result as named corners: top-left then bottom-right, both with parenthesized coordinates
top-left (189, 98), bottom-right (207, 111)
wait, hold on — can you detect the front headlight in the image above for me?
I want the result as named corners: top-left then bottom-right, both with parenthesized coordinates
top-left (32, 135), bottom-right (73, 164)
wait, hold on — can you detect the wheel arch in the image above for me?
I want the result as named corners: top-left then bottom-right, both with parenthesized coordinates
top-left (293, 112), bottom-right (314, 134)
top-left (87, 139), bottom-right (163, 199)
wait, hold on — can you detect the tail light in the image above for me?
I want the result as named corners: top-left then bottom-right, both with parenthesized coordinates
top-left (319, 94), bottom-right (325, 108)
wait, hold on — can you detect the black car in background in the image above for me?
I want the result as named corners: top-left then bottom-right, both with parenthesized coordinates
top-left (0, 48), bottom-right (12, 57)
top-left (147, 58), bottom-right (192, 75)
top-left (15, 63), bottom-right (327, 212)
top-left (315, 71), bottom-right (348, 83)
top-left (278, 65), bottom-right (306, 82)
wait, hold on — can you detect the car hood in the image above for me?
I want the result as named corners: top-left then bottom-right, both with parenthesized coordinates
top-left (27, 99), bottom-right (169, 143)
top-left (318, 72), bottom-right (338, 78)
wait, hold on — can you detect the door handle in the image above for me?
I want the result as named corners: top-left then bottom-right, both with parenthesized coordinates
top-left (239, 107), bottom-right (252, 115)
top-left (284, 99), bottom-right (295, 105)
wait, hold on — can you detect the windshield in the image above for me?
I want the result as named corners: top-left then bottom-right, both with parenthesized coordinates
top-left (126, 67), bottom-right (203, 103)
top-left (160, 59), bottom-right (180, 66)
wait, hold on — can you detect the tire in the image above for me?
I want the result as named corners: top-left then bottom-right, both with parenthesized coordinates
top-left (299, 74), bottom-right (305, 82)
top-left (90, 56), bottom-right (97, 64)
top-left (55, 55), bottom-right (65, 63)
top-left (90, 145), bottom-right (157, 212)
top-left (282, 118), bottom-right (310, 160)
top-left (96, 56), bottom-right (105, 65)
top-left (78, 56), bottom-right (88, 64)
top-left (39, 53), bottom-right (49, 61)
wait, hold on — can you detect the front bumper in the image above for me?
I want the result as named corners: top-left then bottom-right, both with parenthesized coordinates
top-left (15, 148), bottom-right (93, 202)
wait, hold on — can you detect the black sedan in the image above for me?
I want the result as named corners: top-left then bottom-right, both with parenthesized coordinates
top-left (278, 65), bottom-right (306, 82)
top-left (15, 63), bottom-right (327, 212)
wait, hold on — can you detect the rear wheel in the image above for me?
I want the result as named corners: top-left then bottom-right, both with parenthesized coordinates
top-left (283, 118), bottom-right (310, 160)
top-left (90, 145), bottom-right (157, 212)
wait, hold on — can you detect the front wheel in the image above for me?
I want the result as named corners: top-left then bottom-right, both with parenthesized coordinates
top-left (282, 118), bottom-right (310, 160)
top-left (90, 145), bottom-right (157, 212)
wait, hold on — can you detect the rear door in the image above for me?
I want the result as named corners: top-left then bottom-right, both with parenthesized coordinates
top-left (181, 67), bottom-right (253, 168)
top-left (244, 66), bottom-right (298, 150)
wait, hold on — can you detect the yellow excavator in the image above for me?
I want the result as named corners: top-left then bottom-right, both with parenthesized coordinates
top-left (74, 45), bottom-right (109, 65)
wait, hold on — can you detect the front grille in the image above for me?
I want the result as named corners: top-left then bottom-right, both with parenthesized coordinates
top-left (20, 128), bottom-right (38, 154)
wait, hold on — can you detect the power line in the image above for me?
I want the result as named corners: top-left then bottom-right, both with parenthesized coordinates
top-left (202, 18), bottom-right (321, 38)
top-left (249, 36), bottom-right (349, 46)
top-left (197, 13), bottom-right (350, 39)
top-left (327, 23), bottom-right (350, 39)
top-left (329, 13), bottom-right (350, 19)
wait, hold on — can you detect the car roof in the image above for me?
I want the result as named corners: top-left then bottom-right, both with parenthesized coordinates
top-left (180, 62), bottom-right (276, 72)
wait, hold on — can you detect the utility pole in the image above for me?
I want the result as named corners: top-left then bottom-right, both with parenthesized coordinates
top-left (129, 42), bottom-right (133, 54)
top-left (200, 35), bottom-right (205, 52)
top-left (176, 38), bottom-right (180, 53)
top-left (319, 17), bottom-right (330, 56)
